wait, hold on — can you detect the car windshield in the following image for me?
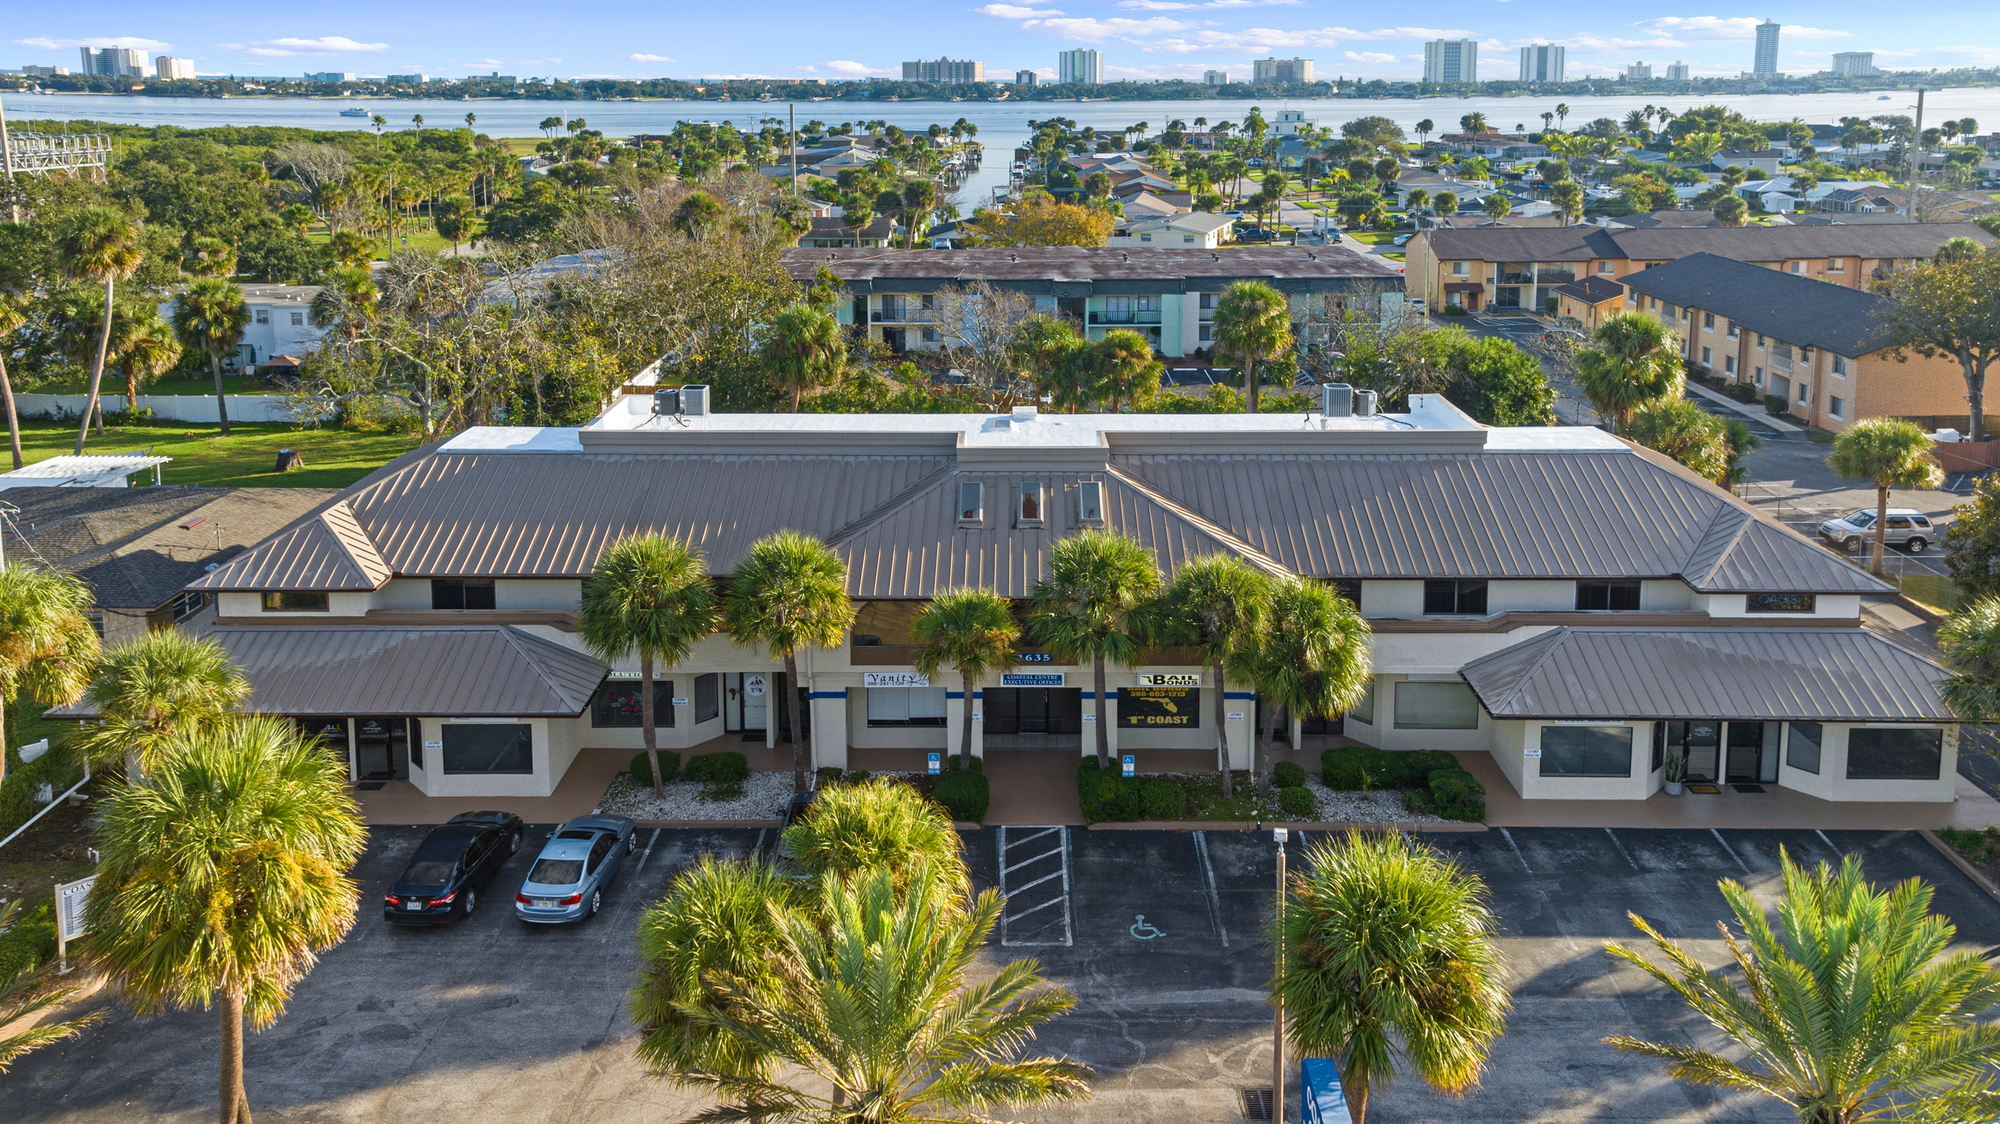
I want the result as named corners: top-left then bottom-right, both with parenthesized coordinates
top-left (399, 859), bottom-right (455, 889)
top-left (527, 858), bottom-right (585, 885)
top-left (1847, 511), bottom-right (1875, 527)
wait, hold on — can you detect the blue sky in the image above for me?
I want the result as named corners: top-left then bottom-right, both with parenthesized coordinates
top-left (13, 2), bottom-right (1998, 83)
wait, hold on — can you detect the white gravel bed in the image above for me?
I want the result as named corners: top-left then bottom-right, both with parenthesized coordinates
top-left (1304, 778), bottom-right (1444, 824)
top-left (597, 770), bottom-right (799, 821)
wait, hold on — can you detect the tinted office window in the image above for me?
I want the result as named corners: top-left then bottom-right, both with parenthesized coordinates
top-left (1576, 580), bottom-right (1642, 611)
top-left (1539, 725), bottom-right (1634, 777)
top-left (262, 590), bottom-right (328, 612)
top-left (1845, 728), bottom-right (1943, 781)
top-left (432, 578), bottom-right (496, 610)
top-left (1330, 579), bottom-right (1363, 610)
top-left (694, 673), bottom-right (720, 724)
top-left (1394, 681), bottom-right (1479, 729)
top-left (591, 681), bottom-right (675, 728)
top-left (1423, 580), bottom-right (1487, 615)
top-left (1787, 722), bottom-right (1822, 775)
top-left (441, 724), bottom-right (533, 774)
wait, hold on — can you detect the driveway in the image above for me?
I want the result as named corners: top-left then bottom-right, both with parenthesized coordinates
top-left (10, 827), bottom-right (1995, 1124)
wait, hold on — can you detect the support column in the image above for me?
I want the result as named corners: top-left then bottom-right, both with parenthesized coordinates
top-left (972, 690), bottom-right (985, 758)
top-left (1104, 689), bottom-right (1120, 757)
top-left (1223, 689), bottom-right (1255, 769)
top-left (809, 688), bottom-right (850, 771)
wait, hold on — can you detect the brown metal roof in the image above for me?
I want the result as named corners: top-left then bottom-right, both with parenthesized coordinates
top-left (781, 246), bottom-right (1405, 291)
top-left (1460, 626), bottom-right (1953, 721)
top-left (1424, 221), bottom-right (1993, 265)
top-left (211, 626), bottom-right (604, 716)
top-left (206, 500), bottom-right (393, 591)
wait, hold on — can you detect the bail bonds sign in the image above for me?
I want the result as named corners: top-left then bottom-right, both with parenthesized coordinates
top-left (1118, 687), bottom-right (1200, 728)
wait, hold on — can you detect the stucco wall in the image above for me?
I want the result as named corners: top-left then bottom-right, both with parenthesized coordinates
top-left (409, 716), bottom-right (560, 799)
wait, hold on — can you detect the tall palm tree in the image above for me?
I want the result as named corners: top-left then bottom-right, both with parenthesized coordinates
top-left (761, 304), bottom-right (847, 412)
top-left (1147, 554), bottom-right (1273, 798)
top-left (0, 227), bottom-right (36, 469)
top-left (780, 776), bottom-right (969, 890)
top-left (171, 278), bottom-right (250, 437)
top-left (110, 304), bottom-right (182, 412)
top-left (1573, 311), bottom-right (1684, 432)
top-left (1030, 530), bottom-right (1161, 769)
top-left (1013, 314), bottom-right (1085, 408)
top-left (913, 588), bottom-right (1020, 770)
top-left (55, 206), bottom-right (144, 454)
top-left (185, 236), bottom-right (237, 279)
top-left (1555, 103), bottom-right (1570, 131)
top-left (902, 179), bottom-right (938, 248)
top-left (1605, 850), bottom-right (2000, 1123)
top-left (1093, 329), bottom-right (1160, 413)
top-left (1210, 280), bottom-right (1294, 414)
top-left (1273, 832), bottom-right (1511, 1124)
top-left (723, 531), bottom-right (857, 793)
top-left (80, 630), bottom-right (249, 776)
top-left (81, 716), bottom-right (367, 1124)
top-left (1828, 418), bottom-right (1944, 576)
top-left (578, 534), bottom-right (719, 797)
top-left (0, 564), bottom-right (100, 785)
top-left (370, 114), bottom-right (387, 150)
top-left (671, 868), bottom-right (1093, 1124)
top-left (0, 901), bottom-right (104, 1072)
top-left (1243, 578), bottom-right (1370, 798)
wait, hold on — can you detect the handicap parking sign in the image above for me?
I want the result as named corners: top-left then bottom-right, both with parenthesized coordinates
top-left (1121, 754), bottom-right (1135, 777)
top-left (928, 752), bottom-right (942, 775)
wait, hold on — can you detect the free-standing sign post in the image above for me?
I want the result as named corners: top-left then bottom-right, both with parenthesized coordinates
top-left (1121, 754), bottom-right (1135, 777)
top-left (55, 874), bottom-right (95, 973)
top-left (928, 752), bottom-right (942, 775)
top-left (1273, 828), bottom-right (1289, 1124)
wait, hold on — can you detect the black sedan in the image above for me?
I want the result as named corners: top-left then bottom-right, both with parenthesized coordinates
top-left (384, 811), bottom-right (525, 926)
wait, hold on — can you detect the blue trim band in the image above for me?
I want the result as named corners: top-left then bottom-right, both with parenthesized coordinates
top-left (946, 692), bottom-right (964, 699)
top-left (808, 691), bottom-right (847, 699)
top-left (1224, 692), bottom-right (1256, 699)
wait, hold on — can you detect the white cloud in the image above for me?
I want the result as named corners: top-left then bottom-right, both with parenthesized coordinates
top-left (1338, 26), bottom-right (1473, 40)
top-left (14, 35), bottom-right (174, 51)
top-left (973, 2), bottom-right (1064, 14)
top-left (628, 52), bottom-right (676, 62)
top-left (1019, 15), bottom-right (1197, 40)
top-left (1343, 50), bottom-right (1396, 63)
top-left (237, 36), bottom-right (392, 57)
top-left (1634, 17), bottom-right (1847, 40)
top-left (824, 59), bottom-right (893, 75)
top-left (1117, 0), bottom-right (1303, 9)
top-left (687, 72), bottom-right (781, 79)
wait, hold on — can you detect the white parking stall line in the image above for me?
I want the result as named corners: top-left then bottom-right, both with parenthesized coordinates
top-left (998, 825), bottom-right (1073, 948)
top-left (1498, 827), bottom-right (1533, 874)
top-left (1710, 828), bottom-right (1752, 874)
top-left (1604, 828), bottom-right (1640, 871)
top-left (632, 828), bottom-right (661, 876)
top-left (1193, 831), bottom-right (1228, 947)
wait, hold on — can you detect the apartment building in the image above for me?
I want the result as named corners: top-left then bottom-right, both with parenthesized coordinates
top-left (785, 246), bottom-right (1404, 356)
top-left (1406, 222), bottom-right (1994, 312)
top-left (138, 394), bottom-right (1953, 806)
top-left (1518, 45), bottom-right (1565, 84)
top-left (78, 47), bottom-right (147, 77)
top-left (1423, 39), bottom-right (1478, 84)
top-left (1252, 57), bottom-right (1314, 84)
top-left (1057, 49), bottom-right (1103, 84)
top-left (902, 58), bottom-right (985, 83)
top-left (1619, 253), bottom-right (1968, 431)
top-left (154, 56), bottom-right (196, 81)
top-left (1830, 52), bottom-right (1877, 77)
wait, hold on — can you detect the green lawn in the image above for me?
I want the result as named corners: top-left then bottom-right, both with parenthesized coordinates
top-left (13, 418), bottom-right (425, 489)
top-left (25, 370), bottom-right (287, 398)
top-left (1346, 230), bottom-right (1402, 246)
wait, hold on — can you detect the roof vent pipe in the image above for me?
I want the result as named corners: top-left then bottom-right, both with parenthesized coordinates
top-left (1321, 383), bottom-right (1353, 418)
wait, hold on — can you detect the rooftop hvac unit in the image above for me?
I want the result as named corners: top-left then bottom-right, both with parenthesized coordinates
top-left (680, 384), bottom-right (709, 416)
top-left (1354, 389), bottom-right (1378, 417)
top-left (1321, 383), bottom-right (1353, 418)
top-left (652, 387), bottom-right (681, 416)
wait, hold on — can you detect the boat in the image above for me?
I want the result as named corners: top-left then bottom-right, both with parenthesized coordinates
top-left (339, 106), bottom-right (369, 117)
top-left (1878, 94), bottom-right (1891, 100)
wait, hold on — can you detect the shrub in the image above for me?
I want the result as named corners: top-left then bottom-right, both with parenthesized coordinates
top-left (943, 754), bottom-right (983, 775)
top-left (1076, 758), bottom-right (1142, 823)
top-left (629, 751), bottom-right (683, 787)
top-left (1319, 746), bottom-right (1379, 790)
top-left (1765, 393), bottom-right (1789, 417)
top-left (1272, 760), bottom-right (1308, 789)
top-left (844, 769), bottom-right (872, 784)
top-left (817, 765), bottom-right (844, 786)
top-left (1729, 382), bottom-right (1759, 404)
top-left (1428, 767), bottom-right (1487, 822)
top-left (0, 902), bottom-right (57, 979)
top-left (1278, 785), bottom-right (1316, 819)
top-left (684, 751), bottom-right (750, 785)
top-left (1385, 749), bottom-right (1457, 788)
top-left (933, 769), bottom-right (991, 823)
top-left (1140, 778), bottom-right (1185, 820)
top-left (1320, 746), bottom-right (1460, 790)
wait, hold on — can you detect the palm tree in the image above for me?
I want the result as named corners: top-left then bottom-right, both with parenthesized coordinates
top-left (672, 190), bottom-right (724, 238)
top-left (1573, 311), bottom-right (1684, 432)
top-left (110, 305), bottom-right (182, 412)
top-left (913, 589), bottom-right (1019, 770)
top-left (412, 113), bottom-right (424, 129)
top-left (779, 776), bottom-right (969, 889)
top-left (1604, 850), bottom-right (2000, 1124)
top-left (1555, 103), bottom-right (1570, 131)
top-left (0, 901), bottom-right (104, 1072)
top-left (55, 206), bottom-right (144, 454)
top-left (171, 278), bottom-right (250, 437)
top-left (633, 856), bottom-right (798, 1079)
top-left (370, 114), bottom-right (387, 150)
top-left (1093, 329), bottom-right (1160, 412)
top-left (81, 715), bottom-right (367, 1124)
top-left (80, 630), bottom-right (249, 776)
top-left (1030, 530), bottom-right (1160, 769)
top-left (0, 228), bottom-right (37, 468)
top-left (723, 531), bottom-right (857, 793)
top-left (902, 179), bottom-right (938, 248)
top-left (1210, 280), bottom-right (1294, 414)
top-left (1828, 418), bottom-right (1944, 576)
top-left (762, 304), bottom-right (846, 412)
top-left (669, 868), bottom-right (1093, 1124)
top-left (1481, 194), bottom-right (1512, 218)
top-left (1938, 597), bottom-right (2000, 722)
top-left (1415, 118), bottom-right (1433, 146)
top-left (0, 564), bottom-right (100, 785)
top-left (1013, 314), bottom-right (1085, 407)
top-left (1273, 832), bottom-right (1510, 1124)
top-left (464, 111), bottom-right (476, 134)
top-left (1244, 578), bottom-right (1370, 799)
top-left (185, 236), bottom-right (237, 279)
top-left (1147, 554), bottom-right (1272, 797)
top-left (578, 534), bottom-right (719, 797)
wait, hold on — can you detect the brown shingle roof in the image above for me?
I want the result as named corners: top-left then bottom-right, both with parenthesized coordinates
top-left (781, 246), bottom-right (1404, 292)
top-left (1424, 221), bottom-right (1994, 265)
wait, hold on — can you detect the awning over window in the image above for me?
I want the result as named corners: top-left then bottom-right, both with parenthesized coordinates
top-left (1460, 627), bottom-right (1953, 722)
top-left (1443, 283), bottom-right (1485, 293)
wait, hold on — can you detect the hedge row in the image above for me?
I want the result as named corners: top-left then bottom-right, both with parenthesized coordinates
top-left (1320, 747), bottom-right (1485, 822)
top-left (627, 750), bottom-right (749, 787)
top-left (933, 755), bottom-right (990, 823)
top-left (1076, 759), bottom-right (1187, 823)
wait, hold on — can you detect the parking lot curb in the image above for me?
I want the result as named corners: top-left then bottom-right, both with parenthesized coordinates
top-left (1894, 594), bottom-right (1945, 623)
top-left (631, 818), bottom-right (784, 829)
top-left (1919, 829), bottom-right (2000, 905)
top-left (1082, 819), bottom-right (1488, 833)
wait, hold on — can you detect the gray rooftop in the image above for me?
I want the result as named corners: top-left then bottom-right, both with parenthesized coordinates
top-left (210, 626), bottom-right (603, 716)
top-left (782, 246), bottom-right (1405, 294)
top-left (1460, 627), bottom-right (1952, 721)
top-left (1423, 221), bottom-right (1994, 264)
top-left (1618, 252), bottom-right (1902, 355)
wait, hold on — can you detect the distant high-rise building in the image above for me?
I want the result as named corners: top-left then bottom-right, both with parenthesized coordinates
top-left (79, 47), bottom-right (147, 78)
top-left (1624, 61), bottom-right (1652, 82)
top-left (303, 71), bottom-right (356, 83)
top-left (153, 55), bottom-right (195, 81)
top-left (1830, 52), bottom-right (1877, 77)
top-left (1251, 57), bottom-right (1313, 84)
top-left (21, 64), bottom-right (70, 77)
top-left (1423, 39), bottom-right (1477, 84)
top-left (1015, 69), bottom-right (1036, 86)
top-left (1666, 61), bottom-right (1690, 81)
top-left (1057, 48), bottom-right (1102, 84)
top-left (1753, 20), bottom-right (1781, 76)
top-left (1203, 69), bottom-right (1227, 86)
top-left (387, 73), bottom-right (432, 84)
top-left (901, 57), bottom-right (985, 83)
top-left (1517, 44), bottom-right (1565, 84)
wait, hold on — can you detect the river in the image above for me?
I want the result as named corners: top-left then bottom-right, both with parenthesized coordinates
top-left (8, 87), bottom-right (1999, 213)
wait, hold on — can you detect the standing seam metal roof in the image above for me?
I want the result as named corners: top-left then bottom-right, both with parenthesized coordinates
top-left (208, 625), bottom-right (605, 716)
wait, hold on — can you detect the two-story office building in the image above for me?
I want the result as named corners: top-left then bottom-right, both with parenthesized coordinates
top-left (160, 391), bottom-right (1957, 806)
top-left (1406, 222), bottom-right (1994, 313)
top-left (785, 246), bottom-right (1406, 357)
top-left (1618, 253), bottom-right (1970, 431)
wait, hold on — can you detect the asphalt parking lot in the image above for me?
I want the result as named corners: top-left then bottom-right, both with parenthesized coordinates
top-left (9, 827), bottom-right (1997, 1124)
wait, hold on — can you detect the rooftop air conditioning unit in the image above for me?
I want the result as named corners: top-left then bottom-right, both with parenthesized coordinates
top-left (680, 384), bottom-right (710, 416)
top-left (1321, 383), bottom-right (1353, 418)
top-left (1354, 389), bottom-right (1378, 417)
top-left (653, 387), bottom-right (681, 416)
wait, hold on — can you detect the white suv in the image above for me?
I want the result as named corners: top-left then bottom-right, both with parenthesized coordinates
top-left (1818, 509), bottom-right (1935, 554)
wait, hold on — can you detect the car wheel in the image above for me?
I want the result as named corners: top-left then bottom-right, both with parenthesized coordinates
top-left (1843, 537), bottom-right (1863, 554)
top-left (1906, 537), bottom-right (1928, 554)
top-left (626, 832), bottom-right (638, 855)
top-left (508, 830), bottom-right (522, 855)
top-left (589, 889), bottom-right (602, 917)
top-left (462, 888), bottom-right (477, 917)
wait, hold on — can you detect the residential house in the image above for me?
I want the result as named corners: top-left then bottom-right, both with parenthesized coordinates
top-left (135, 395), bottom-right (1957, 806)
top-left (1406, 222), bottom-right (1994, 312)
top-left (161, 283), bottom-right (329, 373)
top-left (1119, 190), bottom-right (1186, 221)
top-left (1551, 275), bottom-right (1626, 331)
top-left (1110, 212), bottom-right (1236, 250)
top-left (799, 215), bottom-right (898, 249)
top-left (787, 245), bottom-right (1403, 355)
top-left (1712, 149), bottom-right (1784, 175)
top-left (1619, 252), bottom-right (1970, 431)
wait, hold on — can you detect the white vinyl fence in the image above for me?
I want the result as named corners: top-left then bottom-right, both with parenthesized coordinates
top-left (14, 393), bottom-right (333, 424)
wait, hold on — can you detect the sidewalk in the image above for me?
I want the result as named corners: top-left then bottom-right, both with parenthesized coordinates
top-left (1687, 379), bottom-right (1803, 433)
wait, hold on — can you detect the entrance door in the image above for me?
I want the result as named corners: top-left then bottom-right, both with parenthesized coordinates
top-left (982, 688), bottom-right (1083, 746)
top-left (353, 717), bottom-right (409, 781)
top-left (1660, 720), bottom-right (1721, 782)
top-left (1724, 722), bottom-right (1782, 784)
top-left (743, 673), bottom-right (769, 732)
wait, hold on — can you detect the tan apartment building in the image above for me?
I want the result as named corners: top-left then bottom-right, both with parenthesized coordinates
top-left (1619, 252), bottom-right (1969, 432)
top-left (1406, 222), bottom-right (1994, 313)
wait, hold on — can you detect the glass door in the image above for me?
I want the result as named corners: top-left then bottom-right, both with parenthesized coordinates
top-left (1661, 720), bottom-right (1721, 782)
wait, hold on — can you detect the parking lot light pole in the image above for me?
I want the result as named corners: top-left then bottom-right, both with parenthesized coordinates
top-left (1273, 827), bottom-right (1288, 1124)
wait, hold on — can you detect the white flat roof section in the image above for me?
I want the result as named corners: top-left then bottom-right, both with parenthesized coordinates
top-left (0, 454), bottom-right (171, 490)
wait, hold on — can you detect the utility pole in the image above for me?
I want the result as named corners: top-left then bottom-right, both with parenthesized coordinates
top-left (1273, 827), bottom-right (1288, 1124)
top-left (1905, 87), bottom-right (1925, 221)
